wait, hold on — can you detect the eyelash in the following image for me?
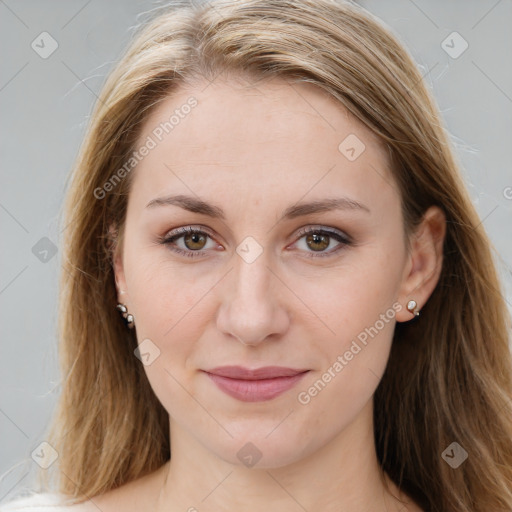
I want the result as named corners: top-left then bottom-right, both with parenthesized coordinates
top-left (158, 225), bottom-right (352, 259)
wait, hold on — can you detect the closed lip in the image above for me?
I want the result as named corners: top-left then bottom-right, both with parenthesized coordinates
top-left (203, 365), bottom-right (310, 402)
top-left (203, 365), bottom-right (309, 380)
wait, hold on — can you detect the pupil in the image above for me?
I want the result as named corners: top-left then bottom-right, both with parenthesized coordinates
top-left (307, 233), bottom-right (329, 251)
top-left (185, 232), bottom-right (206, 249)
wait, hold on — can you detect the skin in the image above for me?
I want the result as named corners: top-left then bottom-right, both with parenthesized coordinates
top-left (96, 74), bottom-right (445, 512)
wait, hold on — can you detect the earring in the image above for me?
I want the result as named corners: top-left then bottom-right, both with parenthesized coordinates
top-left (406, 299), bottom-right (420, 317)
top-left (116, 303), bottom-right (135, 328)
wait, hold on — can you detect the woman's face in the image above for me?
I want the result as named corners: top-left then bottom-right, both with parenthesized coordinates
top-left (114, 75), bottom-right (414, 468)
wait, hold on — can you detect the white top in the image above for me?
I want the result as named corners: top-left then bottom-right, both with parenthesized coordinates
top-left (0, 493), bottom-right (85, 511)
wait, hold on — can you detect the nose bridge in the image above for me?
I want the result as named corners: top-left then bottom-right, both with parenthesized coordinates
top-left (216, 246), bottom-right (289, 345)
top-left (230, 232), bottom-right (274, 303)
top-left (233, 250), bottom-right (272, 303)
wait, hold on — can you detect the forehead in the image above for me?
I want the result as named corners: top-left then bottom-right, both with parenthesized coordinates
top-left (130, 75), bottom-right (397, 211)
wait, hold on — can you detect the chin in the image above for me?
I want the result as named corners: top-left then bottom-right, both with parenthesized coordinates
top-left (207, 428), bottom-right (320, 470)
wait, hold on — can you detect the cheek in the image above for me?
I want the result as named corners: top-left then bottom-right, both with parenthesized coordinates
top-left (289, 248), bottom-right (401, 407)
top-left (124, 245), bottom-right (214, 335)
top-left (126, 264), bottom-right (214, 420)
top-left (289, 249), bottom-right (402, 345)
top-left (292, 313), bottom-right (395, 457)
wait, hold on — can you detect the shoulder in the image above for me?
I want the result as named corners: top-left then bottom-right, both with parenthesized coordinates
top-left (0, 493), bottom-right (96, 512)
top-left (1, 464), bottom-right (168, 512)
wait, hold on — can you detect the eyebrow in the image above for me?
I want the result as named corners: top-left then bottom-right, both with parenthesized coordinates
top-left (145, 194), bottom-right (370, 220)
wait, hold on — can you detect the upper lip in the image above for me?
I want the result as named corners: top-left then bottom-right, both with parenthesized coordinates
top-left (204, 366), bottom-right (309, 380)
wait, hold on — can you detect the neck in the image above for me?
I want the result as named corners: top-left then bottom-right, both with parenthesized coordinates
top-left (154, 400), bottom-right (411, 511)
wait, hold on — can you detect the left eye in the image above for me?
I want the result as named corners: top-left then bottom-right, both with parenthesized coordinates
top-left (292, 227), bottom-right (351, 257)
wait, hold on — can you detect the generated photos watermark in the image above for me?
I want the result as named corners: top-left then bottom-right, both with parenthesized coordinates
top-left (93, 96), bottom-right (198, 200)
top-left (297, 301), bottom-right (402, 405)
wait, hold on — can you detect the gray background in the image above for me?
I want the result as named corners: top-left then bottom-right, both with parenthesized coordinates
top-left (1, 0), bottom-right (511, 502)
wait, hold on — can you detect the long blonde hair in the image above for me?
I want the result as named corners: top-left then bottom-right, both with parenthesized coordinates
top-left (37, 1), bottom-right (512, 510)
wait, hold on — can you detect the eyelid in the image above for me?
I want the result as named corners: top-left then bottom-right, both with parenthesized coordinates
top-left (163, 224), bottom-right (217, 239)
top-left (294, 224), bottom-right (351, 242)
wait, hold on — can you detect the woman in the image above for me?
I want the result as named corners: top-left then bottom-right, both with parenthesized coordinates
top-left (2, 0), bottom-right (511, 511)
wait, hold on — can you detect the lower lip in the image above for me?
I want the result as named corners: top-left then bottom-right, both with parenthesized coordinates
top-left (205, 372), bottom-right (309, 402)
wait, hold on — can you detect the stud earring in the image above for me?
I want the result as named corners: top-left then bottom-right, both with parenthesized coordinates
top-left (406, 299), bottom-right (420, 317)
top-left (116, 303), bottom-right (135, 328)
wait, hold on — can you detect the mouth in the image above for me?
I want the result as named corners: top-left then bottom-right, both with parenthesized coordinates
top-left (202, 366), bottom-right (310, 402)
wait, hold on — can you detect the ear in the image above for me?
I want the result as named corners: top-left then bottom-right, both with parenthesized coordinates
top-left (109, 223), bottom-right (128, 304)
top-left (395, 205), bottom-right (446, 322)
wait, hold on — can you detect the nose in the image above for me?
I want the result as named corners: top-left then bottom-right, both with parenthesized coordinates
top-left (216, 253), bottom-right (290, 346)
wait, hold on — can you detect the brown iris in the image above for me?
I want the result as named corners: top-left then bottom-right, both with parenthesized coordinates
top-left (184, 232), bottom-right (208, 250)
top-left (306, 233), bottom-right (330, 251)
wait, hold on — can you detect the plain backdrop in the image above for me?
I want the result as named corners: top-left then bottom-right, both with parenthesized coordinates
top-left (1, 0), bottom-right (511, 503)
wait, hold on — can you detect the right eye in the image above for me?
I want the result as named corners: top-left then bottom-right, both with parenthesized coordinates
top-left (159, 226), bottom-right (221, 259)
